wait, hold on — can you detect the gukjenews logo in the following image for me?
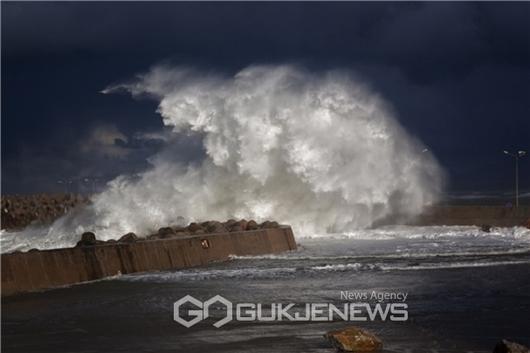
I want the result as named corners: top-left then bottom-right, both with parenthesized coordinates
top-left (174, 294), bottom-right (408, 328)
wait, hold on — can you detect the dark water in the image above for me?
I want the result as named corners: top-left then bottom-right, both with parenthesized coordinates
top-left (3, 226), bottom-right (530, 353)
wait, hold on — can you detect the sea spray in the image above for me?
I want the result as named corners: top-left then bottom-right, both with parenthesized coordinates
top-left (97, 65), bottom-right (443, 233)
top-left (1, 65), bottom-right (443, 250)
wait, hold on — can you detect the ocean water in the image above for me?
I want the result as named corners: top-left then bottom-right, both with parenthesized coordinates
top-left (2, 225), bottom-right (530, 353)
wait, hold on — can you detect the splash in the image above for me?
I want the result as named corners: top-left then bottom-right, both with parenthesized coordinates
top-left (2, 65), bottom-right (444, 251)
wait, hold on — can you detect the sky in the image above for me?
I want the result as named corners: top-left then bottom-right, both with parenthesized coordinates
top-left (1, 2), bottom-right (529, 199)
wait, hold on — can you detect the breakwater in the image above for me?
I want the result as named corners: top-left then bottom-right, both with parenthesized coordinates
top-left (1, 226), bottom-right (296, 297)
top-left (412, 206), bottom-right (530, 227)
top-left (1, 194), bottom-right (89, 230)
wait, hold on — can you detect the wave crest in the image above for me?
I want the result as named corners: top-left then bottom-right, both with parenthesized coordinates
top-left (95, 65), bottom-right (443, 237)
top-left (2, 65), bottom-right (444, 250)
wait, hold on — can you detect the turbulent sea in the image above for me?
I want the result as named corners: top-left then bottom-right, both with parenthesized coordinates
top-left (3, 225), bottom-right (530, 353)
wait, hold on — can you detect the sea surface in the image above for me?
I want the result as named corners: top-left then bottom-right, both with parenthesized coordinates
top-left (3, 225), bottom-right (530, 353)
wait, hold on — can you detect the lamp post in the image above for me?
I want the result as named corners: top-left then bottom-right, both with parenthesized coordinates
top-left (503, 150), bottom-right (526, 207)
top-left (83, 177), bottom-right (98, 194)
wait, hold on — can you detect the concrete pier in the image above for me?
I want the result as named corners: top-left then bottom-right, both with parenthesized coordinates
top-left (1, 227), bottom-right (296, 296)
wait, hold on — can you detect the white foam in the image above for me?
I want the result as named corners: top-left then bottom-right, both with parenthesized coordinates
top-left (1, 65), bottom-right (444, 252)
top-left (379, 260), bottom-right (530, 271)
top-left (121, 267), bottom-right (298, 282)
top-left (118, 258), bottom-right (529, 282)
top-left (229, 247), bottom-right (530, 261)
top-left (320, 225), bottom-right (530, 240)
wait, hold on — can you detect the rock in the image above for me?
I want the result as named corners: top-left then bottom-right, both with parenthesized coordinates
top-left (246, 220), bottom-right (259, 230)
top-left (0, 194), bottom-right (90, 231)
top-left (200, 221), bottom-right (210, 228)
top-left (239, 219), bottom-right (248, 230)
top-left (201, 221), bottom-right (213, 228)
top-left (260, 220), bottom-right (279, 229)
top-left (119, 232), bottom-right (138, 243)
top-left (81, 232), bottom-right (96, 241)
top-left (525, 219), bottom-right (530, 230)
top-left (481, 224), bottom-right (492, 233)
top-left (229, 220), bottom-right (251, 232)
top-left (187, 222), bottom-right (203, 233)
top-left (493, 340), bottom-right (530, 353)
top-left (76, 232), bottom-right (97, 247)
top-left (229, 224), bottom-right (244, 232)
top-left (158, 227), bottom-right (176, 238)
top-left (324, 326), bottom-right (382, 352)
top-left (224, 219), bottom-right (237, 228)
top-left (205, 221), bottom-right (227, 234)
top-left (173, 227), bottom-right (191, 237)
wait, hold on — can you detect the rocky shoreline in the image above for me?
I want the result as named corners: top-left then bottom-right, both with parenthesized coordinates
top-left (1, 194), bottom-right (89, 230)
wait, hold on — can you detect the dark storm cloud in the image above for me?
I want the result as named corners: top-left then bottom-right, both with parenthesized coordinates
top-left (1, 2), bottom-right (529, 196)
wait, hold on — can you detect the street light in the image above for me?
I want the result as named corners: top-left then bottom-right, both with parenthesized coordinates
top-left (82, 177), bottom-right (98, 194)
top-left (503, 150), bottom-right (527, 207)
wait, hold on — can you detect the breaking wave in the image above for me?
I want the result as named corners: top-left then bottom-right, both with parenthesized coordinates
top-left (2, 65), bottom-right (443, 250)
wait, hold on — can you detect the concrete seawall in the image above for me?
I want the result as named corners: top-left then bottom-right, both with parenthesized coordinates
top-left (412, 206), bottom-right (530, 227)
top-left (1, 227), bottom-right (297, 297)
